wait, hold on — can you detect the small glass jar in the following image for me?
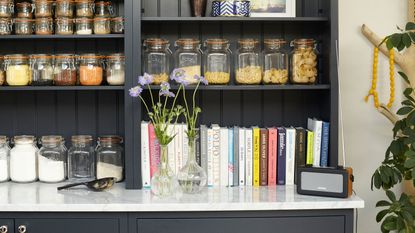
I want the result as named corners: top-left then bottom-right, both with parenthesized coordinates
top-left (290, 39), bottom-right (319, 84)
top-left (143, 38), bottom-right (171, 85)
top-left (263, 39), bottom-right (288, 85)
top-left (174, 38), bottom-right (202, 84)
top-left (38, 136), bottom-right (67, 183)
top-left (0, 136), bottom-right (10, 183)
top-left (94, 1), bottom-right (112, 17)
top-left (35, 17), bottom-right (53, 35)
top-left (0, 56), bottom-right (5, 86)
top-left (75, 0), bottom-right (94, 17)
top-left (78, 54), bottom-right (103, 85)
top-left (235, 39), bottom-right (262, 85)
top-left (68, 135), bottom-right (95, 181)
top-left (203, 39), bottom-right (231, 85)
top-left (33, 0), bottom-right (53, 18)
top-left (5, 54), bottom-right (31, 86)
top-left (10, 135), bottom-right (38, 183)
top-left (0, 0), bottom-right (14, 18)
top-left (106, 53), bottom-right (125, 85)
top-left (93, 17), bottom-right (110, 34)
top-left (56, 17), bottom-right (74, 35)
top-left (16, 2), bottom-right (33, 18)
top-left (0, 18), bottom-right (12, 35)
top-left (56, 0), bottom-right (74, 18)
top-left (14, 18), bottom-right (34, 35)
top-left (111, 17), bottom-right (123, 34)
top-left (54, 54), bottom-right (77, 85)
top-left (75, 17), bottom-right (92, 34)
top-left (96, 136), bottom-right (123, 182)
top-left (30, 54), bottom-right (54, 86)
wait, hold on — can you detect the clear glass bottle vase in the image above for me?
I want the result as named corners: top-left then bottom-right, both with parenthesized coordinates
top-left (151, 145), bottom-right (178, 196)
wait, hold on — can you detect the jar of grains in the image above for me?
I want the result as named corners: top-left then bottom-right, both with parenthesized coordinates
top-left (93, 17), bottom-right (110, 34)
top-left (38, 136), bottom-right (67, 183)
top-left (35, 17), bottom-right (53, 35)
top-left (235, 39), bottom-right (262, 85)
top-left (75, 0), bottom-right (94, 17)
top-left (55, 0), bottom-right (74, 18)
top-left (110, 17), bottom-right (123, 34)
top-left (0, 56), bottom-right (5, 86)
top-left (143, 38), bottom-right (172, 85)
top-left (55, 17), bottom-right (73, 35)
top-left (0, 18), bottom-right (12, 35)
top-left (94, 1), bottom-right (112, 17)
top-left (33, 0), bottom-right (53, 18)
top-left (96, 136), bottom-right (123, 182)
top-left (68, 135), bottom-right (95, 181)
top-left (174, 38), bottom-right (202, 85)
top-left (30, 54), bottom-right (54, 86)
top-left (290, 39), bottom-right (318, 84)
top-left (54, 54), bottom-right (77, 85)
top-left (78, 53), bottom-right (103, 85)
top-left (106, 53), bottom-right (125, 85)
top-left (203, 39), bottom-right (231, 84)
top-left (262, 39), bottom-right (288, 85)
top-left (10, 135), bottom-right (38, 183)
top-left (14, 18), bottom-right (34, 35)
top-left (5, 54), bottom-right (31, 86)
top-left (0, 136), bottom-right (10, 183)
top-left (75, 17), bottom-right (92, 34)
top-left (0, 0), bottom-right (14, 18)
top-left (16, 2), bottom-right (32, 18)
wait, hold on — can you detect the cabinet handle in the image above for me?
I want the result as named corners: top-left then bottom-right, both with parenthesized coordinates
top-left (18, 225), bottom-right (26, 233)
top-left (0, 225), bottom-right (8, 233)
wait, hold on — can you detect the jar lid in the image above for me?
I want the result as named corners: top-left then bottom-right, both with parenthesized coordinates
top-left (264, 38), bottom-right (286, 45)
top-left (144, 38), bottom-right (169, 46)
top-left (94, 17), bottom-right (110, 21)
top-left (35, 17), bottom-right (53, 22)
top-left (95, 1), bottom-right (111, 5)
top-left (0, 18), bottom-right (11, 23)
top-left (292, 38), bottom-right (316, 46)
top-left (14, 18), bottom-right (34, 22)
top-left (55, 54), bottom-right (75, 59)
top-left (74, 0), bottom-right (94, 3)
top-left (238, 38), bottom-right (259, 46)
top-left (33, 0), bottom-right (55, 3)
top-left (0, 136), bottom-right (8, 144)
top-left (56, 0), bottom-right (74, 2)
top-left (79, 53), bottom-right (103, 59)
top-left (106, 53), bottom-right (124, 59)
top-left (56, 17), bottom-right (74, 22)
top-left (0, 0), bottom-right (13, 3)
top-left (16, 2), bottom-right (32, 7)
top-left (205, 38), bottom-right (229, 45)
top-left (14, 135), bottom-right (35, 144)
top-left (75, 17), bottom-right (94, 22)
top-left (41, 135), bottom-right (64, 144)
top-left (176, 38), bottom-right (200, 46)
top-left (111, 17), bottom-right (124, 21)
top-left (98, 135), bottom-right (123, 144)
top-left (71, 135), bottom-right (93, 143)
top-left (5, 54), bottom-right (29, 60)
top-left (31, 54), bottom-right (53, 60)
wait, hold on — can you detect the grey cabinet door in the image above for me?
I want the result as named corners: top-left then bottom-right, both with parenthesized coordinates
top-left (0, 219), bottom-right (14, 233)
top-left (15, 218), bottom-right (120, 233)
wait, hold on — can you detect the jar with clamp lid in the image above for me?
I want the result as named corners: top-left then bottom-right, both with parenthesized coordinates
top-left (143, 38), bottom-right (172, 84)
top-left (0, 136), bottom-right (10, 183)
top-left (0, 56), bottom-right (5, 86)
top-left (15, 18), bottom-right (34, 35)
top-left (56, 17), bottom-right (73, 35)
top-left (38, 136), bottom-right (67, 183)
top-left (96, 136), bottom-right (123, 182)
top-left (75, 17), bottom-right (92, 34)
top-left (235, 38), bottom-right (262, 84)
top-left (106, 53), bottom-right (125, 85)
top-left (93, 16), bottom-right (110, 34)
top-left (111, 17), bottom-right (123, 33)
top-left (56, 0), bottom-right (74, 17)
top-left (290, 39), bottom-right (319, 84)
top-left (75, 0), bottom-right (94, 17)
top-left (5, 54), bottom-right (31, 86)
top-left (68, 135), bottom-right (95, 181)
top-left (35, 17), bottom-right (53, 35)
top-left (54, 54), bottom-right (77, 85)
top-left (95, 1), bottom-right (112, 17)
top-left (78, 53), bottom-right (103, 85)
top-left (16, 2), bottom-right (32, 18)
top-left (30, 54), bottom-right (54, 86)
top-left (0, 0), bottom-right (14, 18)
top-left (174, 38), bottom-right (202, 84)
top-left (0, 18), bottom-right (12, 35)
top-left (262, 39), bottom-right (288, 85)
top-left (10, 135), bottom-right (38, 183)
top-left (33, 0), bottom-right (54, 18)
top-left (203, 38), bottom-right (231, 84)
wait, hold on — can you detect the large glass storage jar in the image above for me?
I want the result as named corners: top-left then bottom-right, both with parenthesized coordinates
top-left (106, 53), bottom-right (125, 85)
top-left (75, 17), bottom-right (92, 34)
top-left (96, 136), bottom-right (123, 182)
top-left (30, 54), bottom-right (54, 86)
top-left (0, 56), bottom-right (5, 86)
top-left (5, 54), bottom-right (31, 86)
top-left (174, 38), bottom-right (201, 84)
top-left (203, 39), bottom-right (231, 85)
top-left (290, 39), bottom-right (318, 84)
top-left (262, 39), bottom-right (288, 85)
top-left (15, 18), bottom-right (34, 35)
top-left (54, 54), bottom-right (77, 85)
top-left (0, 0), bottom-right (13, 18)
top-left (56, 0), bottom-right (74, 17)
top-left (38, 136), bottom-right (67, 183)
top-left (143, 38), bottom-right (171, 85)
top-left (0, 136), bottom-right (10, 183)
top-left (93, 17), bottom-right (110, 34)
top-left (35, 17), bottom-right (53, 35)
top-left (235, 39), bottom-right (262, 85)
top-left (94, 1), bottom-right (112, 17)
top-left (10, 136), bottom-right (38, 183)
top-left (68, 135), bottom-right (95, 181)
top-left (16, 2), bottom-right (32, 18)
top-left (75, 0), bottom-right (94, 17)
top-left (78, 54), bottom-right (103, 85)
top-left (111, 17), bottom-right (123, 34)
top-left (33, 0), bottom-right (53, 18)
top-left (56, 17), bottom-right (73, 35)
top-left (0, 18), bottom-right (12, 35)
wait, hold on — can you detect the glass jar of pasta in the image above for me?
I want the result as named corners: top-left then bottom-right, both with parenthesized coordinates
top-left (0, 18), bottom-right (12, 35)
top-left (94, 1), bottom-right (112, 17)
top-left (54, 54), bottom-right (77, 85)
top-left (75, 17), bottom-right (92, 34)
top-left (0, 0), bottom-right (14, 18)
top-left (56, 17), bottom-right (73, 35)
top-left (30, 54), bottom-right (54, 86)
top-left (106, 53), bottom-right (125, 85)
top-left (235, 39), bottom-right (262, 85)
top-left (290, 39), bottom-right (318, 84)
top-left (33, 0), bottom-right (53, 18)
top-left (14, 18), bottom-right (34, 35)
top-left (5, 54), bottom-right (31, 86)
top-left (111, 17), bottom-right (123, 34)
top-left (262, 39), bottom-right (288, 85)
top-left (93, 17), bottom-right (110, 34)
top-left (75, 0), bottom-right (94, 17)
top-left (35, 17), bottom-right (53, 35)
top-left (78, 54), bottom-right (103, 85)
top-left (56, 0), bottom-right (74, 18)
top-left (16, 2), bottom-right (32, 18)
top-left (143, 38), bottom-right (172, 85)
top-left (203, 39), bottom-right (231, 85)
top-left (174, 38), bottom-right (202, 84)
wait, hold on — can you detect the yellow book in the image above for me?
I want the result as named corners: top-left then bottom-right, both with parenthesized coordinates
top-left (253, 127), bottom-right (260, 186)
top-left (306, 130), bottom-right (314, 165)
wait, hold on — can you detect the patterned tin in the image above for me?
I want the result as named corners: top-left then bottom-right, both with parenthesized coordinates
top-left (212, 0), bottom-right (251, 17)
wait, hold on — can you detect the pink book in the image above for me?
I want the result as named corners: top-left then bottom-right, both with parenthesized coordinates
top-left (268, 128), bottom-right (278, 186)
top-left (148, 123), bottom-right (160, 177)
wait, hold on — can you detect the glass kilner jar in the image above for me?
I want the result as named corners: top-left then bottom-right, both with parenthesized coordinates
top-left (5, 54), bottom-right (31, 86)
top-left (106, 53), bottom-right (125, 85)
top-left (56, 0), bottom-right (74, 18)
top-left (38, 136), bottom-right (67, 183)
top-left (78, 53), bottom-right (103, 85)
top-left (203, 38), bottom-right (231, 85)
top-left (10, 136), bottom-right (38, 183)
top-left (0, 18), bottom-right (12, 35)
top-left (53, 54), bottom-right (77, 86)
top-left (95, 136), bottom-right (123, 182)
top-left (0, 136), bottom-right (10, 183)
top-left (33, 0), bottom-right (53, 18)
top-left (68, 135), bottom-right (95, 181)
top-left (143, 38), bottom-right (172, 85)
top-left (56, 17), bottom-right (74, 35)
top-left (30, 54), bottom-right (54, 86)
top-left (0, 0), bottom-right (14, 18)
top-left (14, 18), bottom-right (34, 35)
top-left (290, 38), bottom-right (319, 84)
top-left (94, 1), bottom-right (112, 17)
top-left (174, 38), bottom-right (202, 84)
top-left (262, 39), bottom-right (288, 85)
top-left (235, 38), bottom-right (262, 85)
top-left (16, 2), bottom-right (33, 18)
top-left (75, 0), bottom-right (94, 17)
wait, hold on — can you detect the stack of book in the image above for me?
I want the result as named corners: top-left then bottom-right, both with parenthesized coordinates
top-left (141, 118), bottom-right (330, 188)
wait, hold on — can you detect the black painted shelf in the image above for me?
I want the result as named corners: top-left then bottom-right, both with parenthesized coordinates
top-left (146, 84), bottom-right (331, 91)
top-left (0, 86), bottom-right (124, 91)
top-left (141, 17), bottom-right (329, 22)
top-left (0, 34), bottom-right (125, 39)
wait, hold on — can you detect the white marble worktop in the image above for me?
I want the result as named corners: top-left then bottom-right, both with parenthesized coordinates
top-left (0, 183), bottom-right (364, 212)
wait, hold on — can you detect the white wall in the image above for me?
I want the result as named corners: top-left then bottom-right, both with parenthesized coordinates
top-left (339, 0), bottom-right (407, 232)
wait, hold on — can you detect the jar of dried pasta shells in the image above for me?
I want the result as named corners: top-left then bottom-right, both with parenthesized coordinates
top-left (235, 39), bottom-right (262, 85)
top-left (290, 39), bottom-right (318, 84)
top-left (262, 39), bottom-right (288, 85)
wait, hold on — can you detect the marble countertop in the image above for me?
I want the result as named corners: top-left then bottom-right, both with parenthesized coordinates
top-left (0, 183), bottom-right (364, 212)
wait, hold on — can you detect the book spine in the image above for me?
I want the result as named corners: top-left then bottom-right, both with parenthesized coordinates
top-left (320, 122), bottom-right (330, 167)
top-left (207, 128), bottom-right (214, 187)
top-left (294, 127), bottom-right (306, 184)
top-left (313, 120), bottom-right (322, 167)
top-left (148, 123), bottom-right (160, 177)
top-left (285, 128), bottom-right (296, 185)
top-left (167, 124), bottom-right (176, 174)
top-left (212, 125), bottom-right (221, 186)
top-left (253, 127), bottom-right (260, 186)
top-left (175, 124), bottom-right (183, 174)
top-left (267, 128), bottom-right (277, 186)
top-left (182, 124), bottom-right (189, 168)
top-left (220, 128), bottom-right (229, 186)
top-left (306, 130), bottom-right (314, 165)
top-left (200, 125), bottom-right (208, 176)
top-left (233, 127), bottom-right (239, 186)
top-left (228, 128), bottom-right (234, 186)
top-left (141, 122), bottom-right (151, 188)
top-left (277, 127), bottom-right (286, 185)
top-left (238, 128), bottom-right (246, 186)
top-left (245, 128), bottom-right (253, 186)
top-left (260, 128), bottom-right (268, 186)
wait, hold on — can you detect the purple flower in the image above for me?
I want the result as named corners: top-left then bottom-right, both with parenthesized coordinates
top-left (138, 73), bottom-right (154, 86)
top-left (170, 68), bottom-right (188, 86)
top-left (159, 82), bottom-right (175, 97)
top-left (194, 75), bottom-right (208, 85)
top-left (129, 86), bottom-right (143, 97)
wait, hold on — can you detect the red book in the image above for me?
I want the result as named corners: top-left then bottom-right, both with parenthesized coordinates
top-left (148, 123), bottom-right (160, 177)
top-left (260, 129), bottom-right (268, 186)
top-left (268, 128), bottom-right (278, 186)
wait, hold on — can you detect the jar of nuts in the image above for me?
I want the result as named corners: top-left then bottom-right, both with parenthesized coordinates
top-left (235, 39), bottom-right (262, 85)
top-left (290, 39), bottom-right (318, 85)
top-left (262, 39), bottom-right (288, 85)
top-left (143, 38), bottom-right (172, 85)
top-left (203, 39), bottom-right (231, 85)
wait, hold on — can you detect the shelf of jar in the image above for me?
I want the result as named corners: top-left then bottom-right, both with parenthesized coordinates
top-left (0, 86), bottom-right (125, 91)
top-left (141, 17), bottom-right (329, 22)
top-left (146, 84), bottom-right (331, 91)
top-left (0, 34), bottom-right (124, 39)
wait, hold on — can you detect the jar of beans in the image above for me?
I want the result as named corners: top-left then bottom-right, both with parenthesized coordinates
top-left (78, 54), bottom-right (103, 86)
top-left (56, 17), bottom-right (73, 35)
top-left (0, 0), bottom-right (14, 18)
top-left (93, 17), bottom-right (110, 34)
top-left (0, 18), bottom-right (12, 35)
top-left (16, 2), bottom-right (33, 18)
top-left (35, 17), bottom-right (53, 35)
top-left (75, 0), bottom-right (94, 17)
top-left (33, 0), bottom-right (54, 18)
top-left (56, 0), bottom-right (74, 18)
top-left (14, 18), bottom-right (34, 35)
top-left (54, 54), bottom-right (77, 86)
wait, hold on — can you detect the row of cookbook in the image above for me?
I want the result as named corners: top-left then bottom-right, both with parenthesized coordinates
top-left (140, 118), bottom-right (330, 188)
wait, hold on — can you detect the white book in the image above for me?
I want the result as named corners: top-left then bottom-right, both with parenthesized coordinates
top-left (220, 128), bottom-right (229, 186)
top-left (285, 127), bottom-right (296, 185)
top-left (245, 128), bottom-right (253, 186)
top-left (207, 128), bottom-right (214, 187)
top-left (238, 128), bottom-right (246, 186)
top-left (140, 121), bottom-right (151, 188)
top-left (167, 124), bottom-right (176, 174)
top-left (182, 123), bottom-right (189, 168)
top-left (212, 124), bottom-right (221, 186)
top-left (307, 118), bottom-right (323, 167)
top-left (174, 124), bottom-right (183, 174)
top-left (228, 128), bottom-right (234, 187)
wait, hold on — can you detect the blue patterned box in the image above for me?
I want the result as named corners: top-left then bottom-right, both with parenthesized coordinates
top-left (212, 1), bottom-right (251, 17)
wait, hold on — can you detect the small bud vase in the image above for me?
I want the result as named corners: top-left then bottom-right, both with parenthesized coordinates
top-left (151, 145), bottom-right (178, 197)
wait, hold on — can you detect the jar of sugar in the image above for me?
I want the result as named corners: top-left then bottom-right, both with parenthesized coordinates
top-left (38, 136), bottom-right (67, 183)
top-left (10, 135), bottom-right (38, 183)
top-left (96, 135), bottom-right (123, 182)
top-left (0, 136), bottom-right (10, 183)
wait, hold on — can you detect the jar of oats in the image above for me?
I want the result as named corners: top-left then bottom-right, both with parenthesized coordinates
top-left (235, 39), bottom-right (262, 85)
top-left (203, 39), bottom-right (231, 85)
top-left (290, 39), bottom-right (318, 84)
top-left (174, 38), bottom-right (202, 85)
top-left (143, 38), bottom-right (172, 85)
top-left (262, 39), bottom-right (288, 85)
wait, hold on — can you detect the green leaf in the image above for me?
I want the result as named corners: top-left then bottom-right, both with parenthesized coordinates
top-left (397, 107), bottom-right (413, 115)
top-left (386, 39), bottom-right (394, 50)
top-left (383, 221), bottom-right (397, 231)
top-left (403, 33), bottom-right (412, 48)
top-left (386, 190), bottom-right (397, 202)
top-left (406, 111), bottom-right (415, 126)
top-left (410, 32), bottom-right (415, 42)
top-left (376, 200), bottom-right (392, 207)
top-left (401, 210), bottom-right (414, 223)
top-left (404, 158), bottom-right (415, 168)
top-left (406, 22), bottom-right (415, 31)
top-left (404, 88), bottom-right (413, 96)
top-left (404, 150), bottom-right (415, 158)
top-left (376, 209), bottom-right (390, 222)
top-left (390, 33), bottom-right (403, 48)
top-left (402, 100), bottom-right (414, 106)
top-left (374, 171), bottom-right (382, 189)
top-left (399, 72), bottom-right (411, 85)
top-left (397, 41), bottom-right (406, 51)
